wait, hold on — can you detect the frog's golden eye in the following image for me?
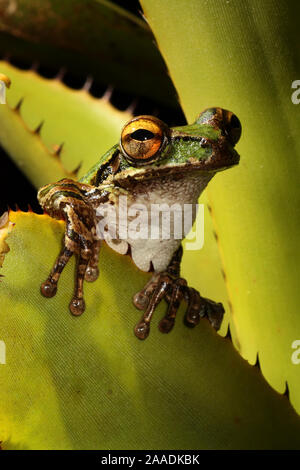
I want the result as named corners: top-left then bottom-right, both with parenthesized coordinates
top-left (120, 115), bottom-right (168, 165)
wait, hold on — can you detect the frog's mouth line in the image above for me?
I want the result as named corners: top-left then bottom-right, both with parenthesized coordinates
top-left (112, 148), bottom-right (240, 187)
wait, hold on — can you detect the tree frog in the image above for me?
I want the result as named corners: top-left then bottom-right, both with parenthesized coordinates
top-left (38, 107), bottom-right (241, 340)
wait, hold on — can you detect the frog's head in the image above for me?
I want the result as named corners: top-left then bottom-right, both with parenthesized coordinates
top-left (115, 107), bottom-right (240, 180)
top-left (90, 108), bottom-right (241, 188)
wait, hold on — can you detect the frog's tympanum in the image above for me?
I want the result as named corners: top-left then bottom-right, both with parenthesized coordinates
top-left (38, 108), bottom-right (241, 340)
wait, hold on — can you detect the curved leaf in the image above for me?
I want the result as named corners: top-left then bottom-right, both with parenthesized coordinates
top-left (0, 211), bottom-right (300, 449)
top-left (140, 0), bottom-right (300, 414)
top-left (0, 60), bottom-right (132, 185)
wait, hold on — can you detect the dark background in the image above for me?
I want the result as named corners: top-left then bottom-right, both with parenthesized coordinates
top-left (0, 0), bottom-right (185, 216)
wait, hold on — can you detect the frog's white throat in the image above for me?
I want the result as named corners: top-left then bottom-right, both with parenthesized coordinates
top-left (98, 172), bottom-right (214, 272)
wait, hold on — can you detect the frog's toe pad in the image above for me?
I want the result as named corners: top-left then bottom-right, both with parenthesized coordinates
top-left (184, 287), bottom-right (224, 331)
top-left (85, 266), bottom-right (99, 282)
top-left (158, 317), bottom-right (175, 334)
top-left (69, 297), bottom-right (85, 316)
top-left (134, 321), bottom-right (150, 340)
top-left (133, 292), bottom-right (150, 310)
top-left (133, 273), bottom-right (225, 339)
top-left (41, 281), bottom-right (57, 298)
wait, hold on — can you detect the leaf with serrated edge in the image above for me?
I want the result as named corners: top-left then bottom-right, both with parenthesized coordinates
top-left (140, 0), bottom-right (300, 416)
top-left (1, 211), bottom-right (300, 449)
top-left (0, 60), bottom-right (132, 185)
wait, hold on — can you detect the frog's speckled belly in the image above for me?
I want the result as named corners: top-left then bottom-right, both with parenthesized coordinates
top-left (98, 172), bottom-right (213, 272)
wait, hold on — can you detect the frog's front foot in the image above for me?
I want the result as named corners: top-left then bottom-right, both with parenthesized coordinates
top-left (133, 260), bottom-right (224, 340)
top-left (39, 192), bottom-right (101, 316)
top-left (41, 236), bottom-right (101, 316)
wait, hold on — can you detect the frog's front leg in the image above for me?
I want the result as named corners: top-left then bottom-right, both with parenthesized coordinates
top-left (133, 246), bottom-right (225, 340)
top-left (38, 179), bottom-right (101, 315)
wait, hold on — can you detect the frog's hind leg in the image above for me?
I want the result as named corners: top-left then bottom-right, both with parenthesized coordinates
top-left (133, 245), bottom-right (225, 340)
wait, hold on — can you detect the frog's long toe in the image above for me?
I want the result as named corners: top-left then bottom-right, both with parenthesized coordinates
top-left (84, 266), bottom-right (99, 282)
top-left (184, 290), bottom-right (224, 331)
top-left (184, 287), bottom-right (202, 327)
top-left (133, 271), bottom-right (225, 339)
top-left (40, 246), bottom-right (73, 299)
top-left (132, 274), bottom-right (160, 311)
top-left (133, 291), bottom-right (150, 310)
top-left (134, 273), bottom-right (172, 340)
top-left (158, 278), bottom-right (187, 334)
top-left (134, 274), bottom-right (188, 340)
top-left (67, 248), bottom-right (93, 317)
top-left (200, 297), bottom-right (225, 331)
top-left (134, 321), bottom-right (150, 340)
top-left (158, 316), bottom-right (175, 334)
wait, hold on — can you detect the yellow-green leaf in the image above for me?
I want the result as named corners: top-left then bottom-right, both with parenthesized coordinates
top-left (1, 211), bottom-right (300, 449)
top-left (0, 60), bottom-right (132, 186)
top-left (140, 0), bottom-right (300, 415)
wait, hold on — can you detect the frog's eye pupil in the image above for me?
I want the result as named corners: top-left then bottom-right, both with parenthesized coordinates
top-left (130, 129), bottom-right (155, 141)
top-left (120, 115), bottom-right (169, 165)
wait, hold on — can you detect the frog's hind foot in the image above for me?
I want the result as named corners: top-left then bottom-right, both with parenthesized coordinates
top-left (132, 247), bottom-right (224, 340)
top-left (133, 275), bottom-right (224, 340)
top-left (40, 238), bottom-right (94, 317)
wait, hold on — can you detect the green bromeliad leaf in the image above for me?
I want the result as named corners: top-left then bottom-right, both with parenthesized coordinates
top-left (140, 0), bottom-right (300, 415)
top-left (0, 60), bottom-right (132, 186)
top-left (1, 210), bottom-right (300, 449)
